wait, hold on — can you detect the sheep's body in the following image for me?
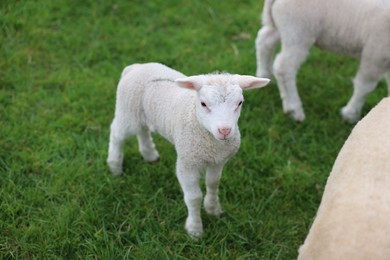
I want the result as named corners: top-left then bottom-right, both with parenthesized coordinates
top-left (256, 0), bottom-right (390, 123)
top-left (107, 62), bottom-right (269, 237)
top-left (298, 97), bottom-right (390, 259)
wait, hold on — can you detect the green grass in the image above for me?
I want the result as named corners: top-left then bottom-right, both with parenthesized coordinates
top-left (0, 0), bottom-right (387, 259)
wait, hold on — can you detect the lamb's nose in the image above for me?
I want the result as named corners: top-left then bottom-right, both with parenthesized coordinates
top-left (218, 127), bottom-right (231, 136)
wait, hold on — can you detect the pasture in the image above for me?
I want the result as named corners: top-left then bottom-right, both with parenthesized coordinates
top-left (1, 0), bottom-right (386, 258)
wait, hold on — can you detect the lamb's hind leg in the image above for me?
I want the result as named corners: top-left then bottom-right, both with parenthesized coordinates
top-left (136, 126), bottom-right (159, 162)
top-left (255, 26), bottom-right (280, 78)
top-left (341, 55), bottom-right (387, 123)
top-left (273, 42), bottom-right (311, 122)
top-left (204, 163), bottom-right (224, 217)
top-left (107, 119), bottom-right (130, 176)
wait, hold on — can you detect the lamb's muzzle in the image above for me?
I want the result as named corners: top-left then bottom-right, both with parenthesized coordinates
top-left (218, 127), bottom-right (231, 139)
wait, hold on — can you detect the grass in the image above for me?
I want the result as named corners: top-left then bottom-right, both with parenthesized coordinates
top-left (0, 0), bottom-right (387, 259)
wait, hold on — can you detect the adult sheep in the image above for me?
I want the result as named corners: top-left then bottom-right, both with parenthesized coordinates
top-left (255, 0), bottom-right (390, 123)
top-left (298, 97), bottom-right (390, 259)
top-left (107, 62), bottom-right (270, 237)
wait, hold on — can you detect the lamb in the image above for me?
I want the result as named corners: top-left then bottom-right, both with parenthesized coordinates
top-left (298, 97), bottom-right (390, 259)
top-left (255, 0), bottom-right (390, 123)
top-left (107, 62), bottom-right (270, 237)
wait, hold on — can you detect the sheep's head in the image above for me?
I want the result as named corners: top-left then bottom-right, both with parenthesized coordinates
top-left (175, 74), bottom-right (270, 140)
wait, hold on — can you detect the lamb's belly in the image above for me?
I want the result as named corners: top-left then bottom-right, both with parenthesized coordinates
top-left (147, 122), bottom-right (175, 144)
top-left (315, 33), bottom-right (363, 58)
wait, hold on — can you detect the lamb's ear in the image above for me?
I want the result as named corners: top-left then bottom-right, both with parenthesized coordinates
top-left (236, 75), bottom-right (270, 90)
top-left (175, 76), bottom-right (205, 90)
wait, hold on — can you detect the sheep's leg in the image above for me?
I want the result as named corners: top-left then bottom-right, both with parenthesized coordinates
top-left (136, 126), bottom-right (159, 162)
top-left (273, 43), bottom-right (310, 122)
top-left (176, 161), bottom-right (203, 237)
top-left (341, 56), bottom-right (386, 123)
top-left (255, 26), bottom-right (280, 78)
top-left (107, 120), bottom-right (129, 176)
top-left (204, 163), bottom-right (224, 217)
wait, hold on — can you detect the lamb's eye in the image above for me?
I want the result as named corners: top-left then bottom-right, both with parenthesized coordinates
top-left (201, 102), bottom-right (207, 107)
top-left (238, 101), bottom-right (243, 106)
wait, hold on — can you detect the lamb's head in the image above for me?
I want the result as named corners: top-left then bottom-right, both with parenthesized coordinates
top-left (176, 74), bottom-right (270, 140)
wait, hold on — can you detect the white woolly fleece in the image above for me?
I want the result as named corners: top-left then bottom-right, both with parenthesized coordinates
top-left (256, 0), bottom-right (390, 123)
top-left (107, 62), bottom-right (270, 237)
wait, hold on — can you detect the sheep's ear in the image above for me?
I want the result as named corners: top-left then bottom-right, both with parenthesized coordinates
top-left (175, 76), bottom-right (205, 90)
top-left (237, 75), bottom-right (270, 90)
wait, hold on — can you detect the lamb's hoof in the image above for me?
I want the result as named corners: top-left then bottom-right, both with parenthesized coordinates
top-left (145, 156), bottom-right (160, 164)
top-left (185, 219), bottom-right (203, 239)
top-left (107, 161), bottom-right (123, 176)
top-left (340, 106), bottom-right (360, 124)
top-left (204, 199), bottom-right (224, 217)
top-left (284, 108), bottom-right (305, 122)
top-left (187, 230), bottom-right (203, 240)
top-left (142, 150), bottom-right (160, 163)
top-left (282, 102), bottom-right (305, 122)
top-left (110, 168), bottom-right (123, 176)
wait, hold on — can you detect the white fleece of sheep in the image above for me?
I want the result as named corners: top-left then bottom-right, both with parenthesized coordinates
top-left (255, 0), bottom-right (390, 123)
top-left (116, 63), bottom-right (241, 168)
top-left (298, 97), bottom-right (390, 260)
top-left (108, 62), bottom-right (270, 237)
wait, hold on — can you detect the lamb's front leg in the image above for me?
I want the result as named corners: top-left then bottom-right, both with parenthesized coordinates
top-left (204, 163), bottom-right (224, 217)
top-left (176, 160), bottom-right (203, 238)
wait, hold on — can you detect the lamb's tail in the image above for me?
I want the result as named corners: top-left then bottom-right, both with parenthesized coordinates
top-left (121, 63), bottom-right (141, 78)
top-left (261, 0), bottom-right (277, 27)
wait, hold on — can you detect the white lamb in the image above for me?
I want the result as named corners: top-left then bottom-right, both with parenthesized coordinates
top-left (298, 97), bottom-right (390, 259)
top-left (107, 62), bottom-right (270, 237)
top-left (255, 0), bottom-right (390, 123)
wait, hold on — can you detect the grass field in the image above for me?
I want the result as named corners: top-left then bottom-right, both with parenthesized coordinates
top-left (1, 0), bottom-right (387, 259)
